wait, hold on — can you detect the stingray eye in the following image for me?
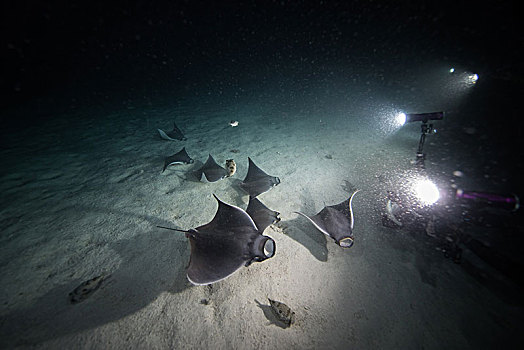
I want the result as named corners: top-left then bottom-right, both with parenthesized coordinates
top-left (339, 237), bottom-right (354, 248)
top-left (263, 238), bottom-right (275, 258)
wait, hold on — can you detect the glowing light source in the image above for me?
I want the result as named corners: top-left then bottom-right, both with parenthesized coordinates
top-left (413, 179), bottom-right (440, 205)
top-left (449, 67), bottom-right (455, 73)
top-left (396, 112), bottom-right (406, 126)
top-left (467, 73), bottom-right (479, 84)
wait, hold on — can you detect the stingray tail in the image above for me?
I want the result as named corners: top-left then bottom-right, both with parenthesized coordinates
top-left (156, 225), bottom-right (189, 233)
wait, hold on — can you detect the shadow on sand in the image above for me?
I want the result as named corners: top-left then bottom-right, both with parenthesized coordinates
top-left (0, 206), bottom-right (192, 348)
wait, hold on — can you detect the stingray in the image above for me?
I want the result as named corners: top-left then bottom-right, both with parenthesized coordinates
top-left (162, 147), bottom-right (194, 172)
top-left (239, 157), bottom-right (281, 197)
top-left (193, 154), bottom-right (227, 182)
top-left (157, 195), bottom-right (276, 285)
top-left (294, 190), bottom-right (360, 248)
top-left (158, 121), bottom-right (187, 141)
top-left (246, 196), bottom-right (281, 233)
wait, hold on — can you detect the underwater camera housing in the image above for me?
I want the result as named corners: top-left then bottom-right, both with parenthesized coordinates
top-left (395, 111), bottom-right (445, 169)
top-left (403, 111), bottom-right (444, 124)
top-left (410, 112), bottom-right (444, 170)
top-left (383, 111), bottom-right (446, 227)
top-left (383, 111), bottom-right (522, 268)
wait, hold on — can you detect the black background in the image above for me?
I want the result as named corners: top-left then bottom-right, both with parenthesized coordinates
top-left (1, 0), bottom-right (520, 110)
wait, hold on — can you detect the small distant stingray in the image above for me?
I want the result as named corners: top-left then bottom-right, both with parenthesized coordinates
top-left (240, 157), bottom-right (281, 197)
top-left (157, 194), bottom-right (276, 285)
top-left (246, 196), bottom-right (281, 233)
top-left (193, 154), bottom-right (227, 182)
top-left (162, 147), bottom-right (194, 172)
top-left (294, 190), bottom-right (360, 248)
top-left (158, 121), bottom-right (187, 141)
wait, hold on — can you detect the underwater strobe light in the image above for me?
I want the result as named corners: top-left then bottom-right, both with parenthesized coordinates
top-left (396, 112), bottom-right (407, 126)
top-left (396, 111), bottom-right (444, 126)
top-left (382, 175), bottom-right (441, 228)
top-left (394, 111), bottom-right (444, 169)
top-left (413, 179), bottom-right (440, 205)
top-left (467, 73), bottom-right (479, 84)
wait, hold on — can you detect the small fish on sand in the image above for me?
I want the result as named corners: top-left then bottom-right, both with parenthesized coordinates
top-left (69, 274), bottom-right (110, 304)
top-left (268, 298), bottom-right (295, 327)
top-left (225, 159), bottom-right (236, 177)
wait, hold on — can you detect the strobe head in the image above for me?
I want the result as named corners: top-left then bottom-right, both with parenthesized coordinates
top-left (398, 111), bottom-right (444, 125)
top-left (405, 111), bottom-right (444, 123)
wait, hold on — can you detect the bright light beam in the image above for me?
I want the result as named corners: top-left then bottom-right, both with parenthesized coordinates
top-left (467, 73), bottom-right (479, 85)
top-left (413, 179), bottom-right (440, 205)
top-left (396, 112), bottom-right (406, 126)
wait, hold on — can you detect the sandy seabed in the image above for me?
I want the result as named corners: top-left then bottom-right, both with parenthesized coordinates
top-left (1, 100), bottom-right (522, 349)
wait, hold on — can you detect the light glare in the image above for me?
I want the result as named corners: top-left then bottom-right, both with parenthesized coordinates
top-left (467, 73), bottom-right (479, 84)
top-left (413, 179), bottom-right (440, 205)
top-left (396, 112), bottom-right (406, 126)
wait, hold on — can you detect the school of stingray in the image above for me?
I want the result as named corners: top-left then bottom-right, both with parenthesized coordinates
top-left (71, 120), bottom-right (359, 326)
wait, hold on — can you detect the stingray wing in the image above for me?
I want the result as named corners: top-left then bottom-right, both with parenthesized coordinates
top-left (246, 197), bottom-right (280, 233)
top-left (172, 147), bottom-right (193, 164)
top-left (187, 228), bottom-right (249, 285)
top-left (158, 122), bottom-right (186, 141)
top-left (162, 147), bottom-right (194, 172)
top-left (158, 128), bottom-right (177, 141)
top-left (167, 122), bottom-right (186, 140)
top-left (310, 205), bottom-right (352, 243)
top-left (186, 195), bottom-right (261, 285)
top-left (295, 191), bottom-right (359, 248)
top-left (240, 158), bottom-right (281, 197)
top-left (193, 155), bottom-right (227, 182)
